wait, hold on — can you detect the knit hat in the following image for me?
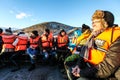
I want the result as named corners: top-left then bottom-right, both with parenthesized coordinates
top-left (59, 29), bottom-right (66, 36)
top-left (61, 29), bottom-right (65, 32)
top-left (45, 28), bottom-right (50, 34)
top-left (92, 10), bottom-right (114, 27)
top-left (17, 31), bottom-right (25, 35)
top-left (0, 28), bottom-right (3, 33)
top-left (32, 30), bottom-right (38, 36)
top-left (81, 24), bottom-right (90, 33)
top-left (5, 28), bottom-right (12, 33)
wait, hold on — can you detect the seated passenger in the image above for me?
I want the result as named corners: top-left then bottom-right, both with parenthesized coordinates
top-left (72, 10), bottom-right (120, 80)
top-left (10, 31), bottom-right (28, 72)
top-left (40, 28), bottom-right (55, 65)
top-left (64, 24), bottom-right (91, 80)
top-left (0, 28), bottom-right (16, 67)
top-left (69, 30), bottom-right (81, 52)
top-left (56, 29), bottom-right (70, 69)
top-left (27, 30), bottom-right (40, 71)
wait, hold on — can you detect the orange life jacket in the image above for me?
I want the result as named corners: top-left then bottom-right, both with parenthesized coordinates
top-left (15, 36), bottom-right (28, 51)
top-left (41, 32), bottom-right (53, 48)
top-left (2, 34), bottom-right (16, 49)
top-left (57, 34), bottom-right (69, 48)
top-left (86, 27), bottom-right (120, 65)
top-left (30, 36), bottom-right (40, 48)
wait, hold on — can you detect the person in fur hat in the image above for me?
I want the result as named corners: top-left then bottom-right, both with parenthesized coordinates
top-left (72, 10), bottom-right (120, 80)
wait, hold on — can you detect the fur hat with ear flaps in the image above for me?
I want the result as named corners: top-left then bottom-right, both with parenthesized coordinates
top-left (92, 10), bottom-right (114, 27)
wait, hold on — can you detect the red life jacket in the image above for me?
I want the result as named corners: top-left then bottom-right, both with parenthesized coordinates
top-left (57, 35), bottom-right (69, 48)
top-left (41, 32), bottom-right (53, 48)
top-left (30, 36), bottom-right (40, 48)
top-left (15, 35), bottom-right (28, 51)
top-left (2, 34), bottom-right (16, 49)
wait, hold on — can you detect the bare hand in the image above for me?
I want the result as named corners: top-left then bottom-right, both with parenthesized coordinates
top-left (43, 49), bottom-right (46, 52)
top-left (72, 65), bottom-right (80, 77)
top-left (30, 46), bottom-right (35, 49)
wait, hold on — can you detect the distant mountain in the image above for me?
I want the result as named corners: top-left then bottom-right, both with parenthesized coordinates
top-left (15, 21), bottom-right (81, 36)
top-left (0, 27), bottom-right (18, 32)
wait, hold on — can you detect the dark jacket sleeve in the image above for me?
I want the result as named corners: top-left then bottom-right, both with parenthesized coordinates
top-left (77, 37), bottom-right (120, 79)
top-left (52, 37), bottom-right (55, 48)
top-left (27, 41), bottom-right (30, 48)
top-left (95, 37), bottom-right (120, 78)
top-left (37, 38), bottom-right (41, 51)
top-left (76, 56), bottom-right (98, 78)
top-left (0, 36), bottom-right (3, 45)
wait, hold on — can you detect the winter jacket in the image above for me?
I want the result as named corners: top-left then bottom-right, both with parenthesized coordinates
top-left (1, 32), bottom-right (16, 53)
top-left (96, 35), bottom-right (120, 79)
top-left (13, 34), bottom-right (28, 51)
top-left (77, 27), bottom-right (120, 79)
top-left (77, 29), bottom-right (91, 46)
top-left (41, 32), bottom-right (53, 48)
top-left (57, 34), bottom-right (69, 48)
top-left (30, 36), bottom-right (40, 49)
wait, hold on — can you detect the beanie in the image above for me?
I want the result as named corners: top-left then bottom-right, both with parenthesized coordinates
top-left (32, 30), bottom-right (38, 36)
top-left (17, 31), bottom-right (25, 35)
top-left (81, 24), bottom-right (90, 33)
top-left (0, 28), bottom-right (3, 33)
top-left (92, 10), bottom-right (114, 27)
top-left (61, 29), bottom-right (65, 32)
top-left (103, 11), bottom-right (114, 27)
top-left (45, 28), bottom-right (50, 34)
top-left (5, 28), bottom-right (12, 33)
top-left (59, 29), bottom-right (66, 36)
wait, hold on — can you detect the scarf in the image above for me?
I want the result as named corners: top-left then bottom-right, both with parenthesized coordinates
top-left (83, 29), bottom-right (105, 60)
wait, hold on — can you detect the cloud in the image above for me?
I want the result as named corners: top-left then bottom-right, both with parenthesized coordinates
top-left (16, 12), bottom-right (27, 19)
top-left (9, 9), bottom-right (32, 20)
top-left (15, 12), bottom-right (32, 19)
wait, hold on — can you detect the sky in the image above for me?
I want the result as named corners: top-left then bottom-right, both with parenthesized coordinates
top-left (0, 0), bottom-right (120, 29)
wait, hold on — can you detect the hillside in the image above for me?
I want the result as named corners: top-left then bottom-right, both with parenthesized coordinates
top-left (0, 22), bottom-right (81, 80)
top-left (15, 22), bottom-right (80, 36)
